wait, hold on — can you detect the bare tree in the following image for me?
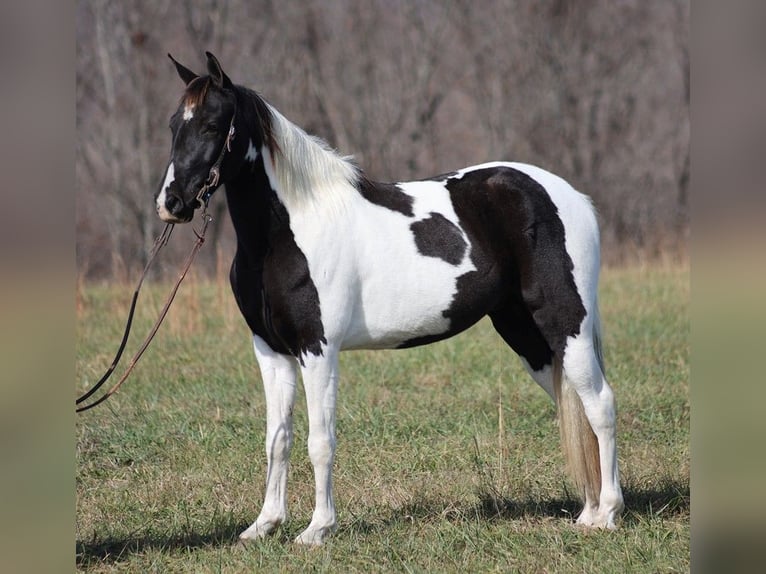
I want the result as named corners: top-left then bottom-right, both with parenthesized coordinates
top-left (76, 0), bottom-right (689, 278)
top-left (77, 0), bottom-right (178, 276)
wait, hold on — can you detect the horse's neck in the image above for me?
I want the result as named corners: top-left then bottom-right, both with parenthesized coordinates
top-left (224, 95), bottom-right (358, 261)
top-left (224, 155), bottom-right (289, 263)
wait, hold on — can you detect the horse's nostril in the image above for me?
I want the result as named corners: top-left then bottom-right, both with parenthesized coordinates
top-left (166, 195), bottom-right (183, 215)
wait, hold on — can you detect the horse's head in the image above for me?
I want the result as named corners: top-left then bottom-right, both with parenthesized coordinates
top-left (156, 52), bottom-right (238, 223)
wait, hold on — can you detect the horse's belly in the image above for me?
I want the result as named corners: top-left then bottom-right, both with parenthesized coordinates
top-left (341, 289), bottom-right (453, 349)
top-left (340, 255), bottom-right (491, 350)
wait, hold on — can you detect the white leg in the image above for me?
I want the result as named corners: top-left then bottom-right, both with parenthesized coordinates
top-left (294, 347), bottom-right (339, 545)
top-left (562, 335), bottom-right (624, 528)
top-left (239, 334), bottom-right (298, 541)
top-left (523, 358), bottom-right (603, 521)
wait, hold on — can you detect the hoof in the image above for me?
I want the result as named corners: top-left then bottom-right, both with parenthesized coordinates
top-left (576, 509), bottom-right (619, 530)
top-left (239, 518), bottom-right (282, 542)
top-left (294, 523), bottom-right (336, 546)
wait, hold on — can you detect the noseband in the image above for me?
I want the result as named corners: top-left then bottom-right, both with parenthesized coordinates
top-left (195, 95), bottom-right (237, 207)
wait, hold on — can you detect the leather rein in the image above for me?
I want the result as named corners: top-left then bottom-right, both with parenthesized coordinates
top-left (76, 106), bottom-right (236, 413)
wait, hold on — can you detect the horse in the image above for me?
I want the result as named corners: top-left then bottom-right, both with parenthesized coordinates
top-left (155, 52), bottom-right (623, 545)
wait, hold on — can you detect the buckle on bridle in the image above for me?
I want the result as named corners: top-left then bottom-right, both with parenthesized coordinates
top-left (195, 170), bottom-right (216, 208)
top-left (207, 166), bottom-right (221, 189)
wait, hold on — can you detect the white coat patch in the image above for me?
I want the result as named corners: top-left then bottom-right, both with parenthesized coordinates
top-left (282, 178), bottom-right (476, 350)
top-left (183, 104), bottom-right (195, 121)
top-left (245, 140), bottom-right (259, 162)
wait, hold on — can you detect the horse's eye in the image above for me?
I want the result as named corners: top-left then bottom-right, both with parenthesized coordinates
top-left (205, 122), bottom-right (218, 134)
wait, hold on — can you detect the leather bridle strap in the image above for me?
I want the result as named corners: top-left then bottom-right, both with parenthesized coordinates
top-left (75, 223), bottom-right (173, 407)
top-left (196, 97), bottom-right (237, 207)
top-left (76, 213), bottom-right (212, 413)
top-left (77, 95), bottom-right (235, 413)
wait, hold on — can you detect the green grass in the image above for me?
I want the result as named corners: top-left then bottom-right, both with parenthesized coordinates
top-left (76, 264), bottom-right (689, 572)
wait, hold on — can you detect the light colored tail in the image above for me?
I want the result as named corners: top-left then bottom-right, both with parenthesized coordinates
top-left (553, 348), bottom-right (601, 505)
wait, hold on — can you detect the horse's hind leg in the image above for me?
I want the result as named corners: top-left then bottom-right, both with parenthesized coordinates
top-left (491, 302), bottom-right (623, 528)
top-left (239, 334), bottom-right (298, 541)
top-left (558, 311), bottom-right (623, 528)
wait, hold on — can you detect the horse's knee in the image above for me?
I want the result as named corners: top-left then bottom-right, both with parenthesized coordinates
top-left (307, 432), bottom-right (335, 468)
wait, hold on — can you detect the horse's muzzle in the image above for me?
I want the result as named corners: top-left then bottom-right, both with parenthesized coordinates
top-left (157, 184), bottom-right (195, 223)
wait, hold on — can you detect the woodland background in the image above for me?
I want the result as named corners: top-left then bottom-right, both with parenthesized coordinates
top-left (76, 0), bottom-right (689, 279)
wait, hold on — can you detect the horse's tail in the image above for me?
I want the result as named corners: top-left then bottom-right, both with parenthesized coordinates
top-left (552, 322), bottom-right (602, 505)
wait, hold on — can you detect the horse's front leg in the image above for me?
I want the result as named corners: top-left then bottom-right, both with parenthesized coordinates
top-left (239, 334), bottom-right (298, 541)
top-left (294, 347), bottom-right (340, 545)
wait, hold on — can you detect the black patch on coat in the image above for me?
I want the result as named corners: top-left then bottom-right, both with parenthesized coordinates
top-left (410, 213), bottom-right (467, 265)
top-left (399, 166), bottom-right (587, 369)
top-left (226, 145), bottom-right (326, 363)
top-left (357, 176), bottom-right (414, 217)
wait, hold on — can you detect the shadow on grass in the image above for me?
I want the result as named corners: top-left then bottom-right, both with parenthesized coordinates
top-left (77, 481), bottom-right (689, 565)
top-left (344, 478), bottom-right (689, 535)
top-left (75, 517), bottom-right (251, 567)
top-left (473, 478), bottom-right (689, 524)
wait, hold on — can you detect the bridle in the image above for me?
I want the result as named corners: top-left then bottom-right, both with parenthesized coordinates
top-left (76, 96), bottom-right (237, 413)
top-left (195, 95), bottom-right (237, 208)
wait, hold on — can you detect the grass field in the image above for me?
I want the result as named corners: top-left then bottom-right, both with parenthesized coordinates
top-left (75, 264), bottom-right (689, 572)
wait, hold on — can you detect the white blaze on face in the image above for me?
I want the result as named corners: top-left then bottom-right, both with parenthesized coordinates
top-left (183, 103), bottom-right (195, 121)
top-left (156, 162), bottom-right (175, 220)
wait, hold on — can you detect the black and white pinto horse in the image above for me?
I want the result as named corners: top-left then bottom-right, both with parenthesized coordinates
top-left (156, 53), bottom-right (623, 545)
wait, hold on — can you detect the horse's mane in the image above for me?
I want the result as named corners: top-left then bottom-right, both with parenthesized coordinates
top-left (239, 86), bottom-right (360, 214)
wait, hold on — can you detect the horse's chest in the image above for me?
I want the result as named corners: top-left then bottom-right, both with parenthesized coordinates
top-left (231, 230), bottom-right (327, 361)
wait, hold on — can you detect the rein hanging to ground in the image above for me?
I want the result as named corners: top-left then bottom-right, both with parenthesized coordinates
top-left (78, 90), bottom-right (235, 413)
top-left (76, 211), bottom-right (212, 414)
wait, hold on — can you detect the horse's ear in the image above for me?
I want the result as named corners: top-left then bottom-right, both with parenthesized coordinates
top-left (205, 51), bottom-right (233, 90)
top-left (168, 54), bottom-right (198, 86)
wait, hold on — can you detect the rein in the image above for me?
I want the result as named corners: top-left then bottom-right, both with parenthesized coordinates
top-left (76, 213), bottom-right (212, 413)
top-left (75, 222), bottom-right (173, 408)
top-left (77, 98), bottom-right (236, 413)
